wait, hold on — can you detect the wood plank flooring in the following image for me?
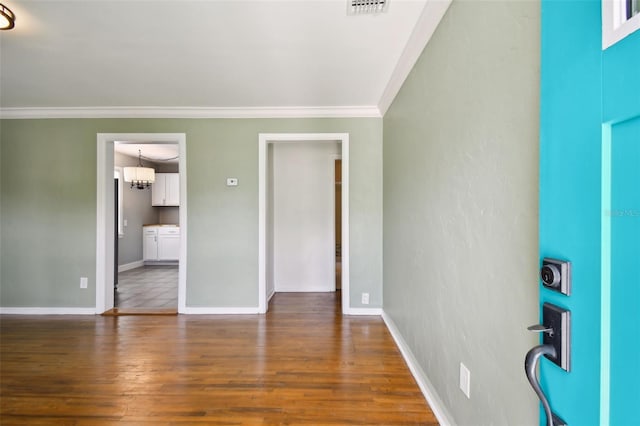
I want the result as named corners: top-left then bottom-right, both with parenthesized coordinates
top-left (0, 293), bottom-right (438, 425)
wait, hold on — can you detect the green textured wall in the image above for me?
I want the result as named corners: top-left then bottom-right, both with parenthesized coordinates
top-left (1, 120), bottom-right (97, 307)
top-left (0, 118), bottom-right (382, 309)
top-left (383, 1), bottom-right (540, 424)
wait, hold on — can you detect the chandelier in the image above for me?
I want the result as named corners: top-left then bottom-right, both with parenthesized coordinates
top-left (123, 150), bottom-right (155, 189)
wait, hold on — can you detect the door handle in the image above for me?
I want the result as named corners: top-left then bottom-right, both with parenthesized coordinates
top-left (525, 302), bottom-right (570, 426)
top-left (527, 324), bottom-right (554, 336)
top-left (524, 344), bottom-right (566, 426)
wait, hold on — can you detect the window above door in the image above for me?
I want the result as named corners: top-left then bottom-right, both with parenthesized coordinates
top-left (603, 0), bottom-right (640, 49)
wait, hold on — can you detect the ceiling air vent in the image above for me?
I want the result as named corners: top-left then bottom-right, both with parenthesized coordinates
top-left (349, 0), bottom-right (388, 15)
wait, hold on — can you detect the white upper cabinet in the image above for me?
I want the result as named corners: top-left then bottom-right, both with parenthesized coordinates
top-left (152, 173), bottom-right (180, 206)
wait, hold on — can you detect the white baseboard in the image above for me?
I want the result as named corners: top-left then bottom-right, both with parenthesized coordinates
top-left (274, 287), bottom-right (335, 292)
top-left (118, 260), bottom-right (144, 272)
top-left (143, 260), bottom-right (179, 266)
top-left (382, 311), bottom-right (455, 426)
top-left (344, 307), bottom-right (383, 316)
top-left (182, 307), bottom-right (261, 314)
top-left (0, 307), bottom-right (96, 315)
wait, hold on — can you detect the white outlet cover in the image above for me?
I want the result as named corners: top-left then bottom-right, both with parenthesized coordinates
top-left (361, 292), bottom-right (370, 305)
top-left (460, 362), bottom-right (471, 398)
top-left (80, 277), bottom-right (88, 289)
top-left (226, 178), bottom-right (238, 186)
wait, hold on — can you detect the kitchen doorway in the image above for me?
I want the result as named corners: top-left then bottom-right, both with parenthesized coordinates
top-left (113, 142), bottom-right (180, 311)
top-left (96, 133), bottom-right (187, 314)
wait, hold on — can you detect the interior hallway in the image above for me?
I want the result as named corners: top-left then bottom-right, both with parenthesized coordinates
top-left (0, 293), bottom-right (437, 424)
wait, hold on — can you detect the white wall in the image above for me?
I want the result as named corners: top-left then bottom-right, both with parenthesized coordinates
top-left (271, 142), bottom-right (339, 292)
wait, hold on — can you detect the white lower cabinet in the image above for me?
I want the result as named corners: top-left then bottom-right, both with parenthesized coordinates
top-left (143, 227), bottom-right (158, 261)
top-left (158, 227), bottom-right (180, 260)
top-left (143, 226), bottom-right (180, 261)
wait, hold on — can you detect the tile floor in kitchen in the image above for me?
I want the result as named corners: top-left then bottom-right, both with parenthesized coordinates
top-left (115, 265), bottom-right (178, 309)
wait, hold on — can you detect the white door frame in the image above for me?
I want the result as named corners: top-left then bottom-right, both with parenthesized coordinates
top-left (258, 133), bottom-right (350, 314)
top-left (330, 153), bottom-right (342, 293)
top-left (96, 133), bottom-right (187, 314)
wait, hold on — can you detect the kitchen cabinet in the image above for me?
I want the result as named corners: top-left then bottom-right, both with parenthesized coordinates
top-left (143, 226), bottom-right (180, 261)
top-left (158, 227), bottom-right (180, 260)
top-left (152, 173), bottom-right (180, 206)
top-left (143, 227), bottom-right (158, 261)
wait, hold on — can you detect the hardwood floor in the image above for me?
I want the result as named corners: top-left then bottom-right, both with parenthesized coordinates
top-left (0, 293), bottom-right (438, 425)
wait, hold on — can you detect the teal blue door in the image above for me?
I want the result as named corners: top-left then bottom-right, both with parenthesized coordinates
top-left (540, 0), bottom-right (640, 424)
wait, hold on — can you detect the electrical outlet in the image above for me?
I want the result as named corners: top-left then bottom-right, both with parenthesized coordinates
top-left (80, 277), bottom-right (88, 289)
top-left (361, 292), bottom-right (370, 305)
top-left (226, 178), bottom-right (238, 186)
top-left (459, 363), bottom-right (471, 398)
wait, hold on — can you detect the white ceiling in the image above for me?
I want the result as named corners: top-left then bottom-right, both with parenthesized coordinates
top-left (114, 143), bottom-right (179, 164)
top-left (0, 0), bottom-right (448, 117)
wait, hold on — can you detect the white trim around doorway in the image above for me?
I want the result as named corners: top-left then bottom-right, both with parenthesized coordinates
top-left (258, 133), bottom-right (350, 314)
top-left (96, 133), bottom-right (187, 314)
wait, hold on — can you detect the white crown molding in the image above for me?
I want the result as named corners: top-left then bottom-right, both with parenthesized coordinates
top-left (0, 307), bottom-right (96, 315)
top-left (382, 310), bottom-right (455, 426)
top-left (0, 106), bottom-right (382, 119)
top-left (378, 0), bottom-right (452, 115)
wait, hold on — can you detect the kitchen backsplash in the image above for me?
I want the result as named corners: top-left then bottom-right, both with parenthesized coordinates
top-left (158, 207), bottom-right (179, 225)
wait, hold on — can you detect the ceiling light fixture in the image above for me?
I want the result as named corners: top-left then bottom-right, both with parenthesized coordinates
top-left (123, 150), bottom-right (156, 189)
top-left (0, 3), bottom-right (15, 30)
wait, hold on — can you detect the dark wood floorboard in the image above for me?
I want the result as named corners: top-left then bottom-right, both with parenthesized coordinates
top-left (0, 292), bottom-right (438, 425)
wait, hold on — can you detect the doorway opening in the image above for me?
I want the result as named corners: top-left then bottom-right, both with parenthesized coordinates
top-left (96, 133), bottom-right (187, 314)
top-left (112, 142), bottom-right (180, 312)
top-left (258, 133), bottom-right (351, 314)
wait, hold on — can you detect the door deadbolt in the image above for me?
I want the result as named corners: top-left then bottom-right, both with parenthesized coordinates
top-left (541, 264), bottom-right (561, 288)
top-left (540, 258), bottom-right (571, 296)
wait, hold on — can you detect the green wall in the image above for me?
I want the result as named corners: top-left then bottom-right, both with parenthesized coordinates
top-left (383, 1), bottom-right (540, 424)
top-left (1, 121), bottom-right (97, 307)
top-left (0, 118), bottom-right (382, 309)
